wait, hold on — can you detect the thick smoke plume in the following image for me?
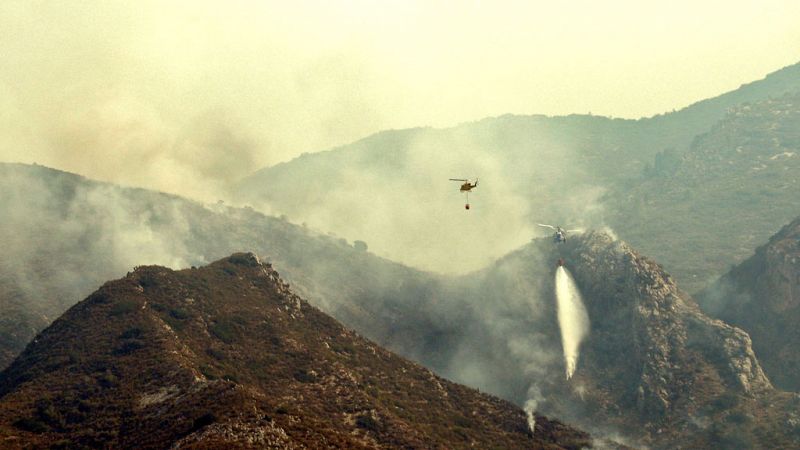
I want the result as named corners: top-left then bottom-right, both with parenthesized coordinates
top-left (555, 266), bottom-right (590, 379)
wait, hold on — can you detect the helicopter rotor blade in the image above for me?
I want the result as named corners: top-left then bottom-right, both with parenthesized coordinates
top-left (449, 178), bottom-right (468, 181)
top-left (537, 224), bottom-right (556, 230)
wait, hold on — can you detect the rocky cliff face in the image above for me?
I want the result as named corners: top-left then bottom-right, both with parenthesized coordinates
top-left (549, 233), bottom-right (775, 440)
top-left (0, 253), bottom-right (590, 449)
top-left (353, 231), bottom-right (798, 448)
top-left (699, 216), bottom-right (800, 391)
top-left (532, 231), bottom-right (800, 449)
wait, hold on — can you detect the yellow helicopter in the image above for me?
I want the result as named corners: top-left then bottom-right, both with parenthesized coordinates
top-left (450, 178), bottom-right (478, 209)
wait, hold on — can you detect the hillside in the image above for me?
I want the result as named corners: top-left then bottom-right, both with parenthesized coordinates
top-left (642, 61), bottom-right (800, 143)
top-left (0, 163), bottom-right (442, 370)
top-left (355, 231), bottom-right (799, 448)
top-left (233, 62), bottom-right (800, 277)
top-left (0, 253), bottom-right (590, 448)
top-left (609, 92), bottom-right (800, 292)
top-left (3, 164), bottom-right (800, 447)
top-left (698, 215), bottom-right (800, 392)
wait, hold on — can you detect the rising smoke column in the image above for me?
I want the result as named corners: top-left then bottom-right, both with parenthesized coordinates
top-left (555, 266), bottom-right (590, 379)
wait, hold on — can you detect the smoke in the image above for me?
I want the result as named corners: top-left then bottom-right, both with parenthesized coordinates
top-left (0, 1), bottom-right (407, 203)
top-left (524, 399), bottom-right (537, 434)
top-left (237, 116), bottom-right (620, 275)
top-left (523, 385), bottom-right (544, 435)
top-left (0, 168), bottom-right (202, 303)
top-left (555, 266), bottom-right (590, 379)
top-left (1, 2), bottom-right (632, 278)
top-left (695, 275), bottom-right (753, 317)
top-left (599, 225), bottom-right (619, 241)
top-left (1, 163), bottom-right (645, 445)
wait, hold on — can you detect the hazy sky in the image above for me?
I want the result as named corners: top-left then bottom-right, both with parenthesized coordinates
top-left (1, 0), bottom-right (799, 197)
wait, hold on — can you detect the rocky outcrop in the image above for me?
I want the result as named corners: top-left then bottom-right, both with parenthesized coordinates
top-left (699, 215), bottom-right (800, 391)
top-left (565, 232), bottom-right (770, 408)
top-left (534, 232), bottom-right (786, 447)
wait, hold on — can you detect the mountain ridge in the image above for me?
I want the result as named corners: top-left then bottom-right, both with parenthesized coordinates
top-left (0, 253), bottom-right (591, 449)
top-left (3, 163), bottom-right (800, 447)
top-left (698, 215), bottom-right (800, 392)
top-left (232, 61), bottom-right (800, 279)
top-left (242, 61), bottom-right (800, 178)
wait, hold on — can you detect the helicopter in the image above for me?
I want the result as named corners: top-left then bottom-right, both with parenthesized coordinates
top-left (450, 178), bottom-right (478, 210)
top-left (450, 178), bottom-right (478, 192)
top-left (537, 224), bottom-right (583, 243)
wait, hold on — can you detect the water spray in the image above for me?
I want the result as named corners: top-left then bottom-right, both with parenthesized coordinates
top-left (555, 265), bottom-right (590, 380)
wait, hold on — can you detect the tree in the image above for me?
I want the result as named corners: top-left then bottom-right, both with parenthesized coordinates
top-left (353, 240), bottom-right (368, 252)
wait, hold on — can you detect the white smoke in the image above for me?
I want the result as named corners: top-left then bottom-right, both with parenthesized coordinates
top-left (524, 399), bottom-right (537, 435)
top-left (523, 385), bottom-right (544, 435)
top-left (523, 399), bottom-right (538, 434)
top-left (555, 266), bottom-right (590, 379)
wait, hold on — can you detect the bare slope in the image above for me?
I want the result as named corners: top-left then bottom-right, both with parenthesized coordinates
top-left (0, 253), bottom-right (589, 449)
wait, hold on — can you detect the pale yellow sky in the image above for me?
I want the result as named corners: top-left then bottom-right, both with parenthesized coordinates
top-left (1, 0), bottom-right (799, 198)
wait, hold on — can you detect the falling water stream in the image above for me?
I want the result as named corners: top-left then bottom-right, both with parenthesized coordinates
top-left (555, 265), bottom-right (590, 380)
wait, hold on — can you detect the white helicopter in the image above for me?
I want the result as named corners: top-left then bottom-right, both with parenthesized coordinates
top-left (537, 224), bottom-right (584, 243)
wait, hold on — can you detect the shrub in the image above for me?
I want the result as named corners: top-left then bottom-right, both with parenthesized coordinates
top-left (726, 411), bottom-right (752, 424)
top-left (210, 320), bottom-right (237, 344)
top-left (169, 308), bottom-right (190, 320)
top-left (222, 374), bottom-right (239, 383)
top-left (293, 369), bottom-right (317, 383)
top-left (138, 273), bottom-right (159, 288)
top-left (112, 340), bottom-right (145, 356)
top-left (712, 392), bottom-right (739, 411)
top-left (199, 364), bottom-right (219, 380)
top-left (13, 417), bottom-right (48, 433)
top-left (355, 413), bottom-right (382, 432)
top-left (119, 328), bottom-right (143, 339)
top-left (109, 299), bottom-right (138, 316)
top-left (192, 413), bottom-right (217, 431)
top-left (96, 371), bottom-right (118, 388)
top-left (206, 348), bottom-right (226, 361)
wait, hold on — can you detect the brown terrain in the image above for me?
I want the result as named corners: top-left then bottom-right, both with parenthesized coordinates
top-left (3, 163), bottom-right (800, 448)
top-left (0, 253), bottom-right (590, 449)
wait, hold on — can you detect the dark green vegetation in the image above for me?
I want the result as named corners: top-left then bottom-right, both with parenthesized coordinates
top-left (235, 62), bottom-right (800, 290)
top-left (698, 215), bottom-right (800, 392)
top-left (0, 254), bottom-right (590, 449)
